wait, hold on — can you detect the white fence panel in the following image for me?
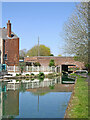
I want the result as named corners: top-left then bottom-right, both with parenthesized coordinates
top-left (7, 66), bottom-right (57, 73)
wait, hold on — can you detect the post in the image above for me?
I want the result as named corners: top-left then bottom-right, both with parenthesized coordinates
top-left (55, 67), bottom-right (57, 73)
top-left (59, 75), bottom-right (62, 84)
top-left (32, 82), bottom-right (34, 88)
top-left (7, 65), bottom-right (8, 72)
top-left (38, 66), bottom-right (39, 72)
top-left (14, 65), bottom-right (15, 73)
top-left (26, 66), bottom-right (28, 72)
top-left (60, 65), bottom-right (62, 74)
top-left (32, 66), bottom-right (33, 72)
top-left (51, 66), bottom-right (52, 72)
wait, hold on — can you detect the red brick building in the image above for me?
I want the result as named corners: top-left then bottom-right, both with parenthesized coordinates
top-left (0, 20), bottom-right (19, 66)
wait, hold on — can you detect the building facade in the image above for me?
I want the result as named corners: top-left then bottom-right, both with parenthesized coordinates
top-left (0, 20), bottom-right (19, 66)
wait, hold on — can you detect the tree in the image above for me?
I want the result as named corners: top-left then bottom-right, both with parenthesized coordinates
top-left (62, 3), bottom-right (88, 66)
top-left (19, 49), bottom-right (27, 59)
top-left (19, 62), bottom-right (26, 73)
top-left (27, 45), bottom-right (51, 56)
top-left (49, 59), bottom-right (55, 67)
top-left (58, 54), bottom-right (62, 56)
top-left (50, 54), bottom-right (54, 56)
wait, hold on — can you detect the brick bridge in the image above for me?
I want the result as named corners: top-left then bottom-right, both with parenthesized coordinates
top-left (24, 56), bottom-right (84, 69)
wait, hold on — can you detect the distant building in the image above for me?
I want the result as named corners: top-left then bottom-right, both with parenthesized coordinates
top-left (0, 20), bottom-right (19, 66)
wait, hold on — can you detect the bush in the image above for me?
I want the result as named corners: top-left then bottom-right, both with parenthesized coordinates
top-left (31, 73), bottom-right (34, 76)
top-left (16, 80), bottom-right (19, 82)
top-left (85, 63), bottom-right (90, 73)
top-left (26, 74), bottom-right (29, 76)
top-left (26, 78), bottom-right (29, 80)
top-left (49, 85), bottom-right (55, 89)
top-left (38, 72), bottom-right (45, 77)
top-left (19, 73), bottom-right (21, 76)
top-left (31, 78), bottom-right (34, 81)
top-left (49, 59), bottom-right (55, 67)
top-left (38, 72), bottom-right (45, 80)
top-left (16, 74), bottom-right (19, 76)
top-left (33, 62), bottom-right (41, 66)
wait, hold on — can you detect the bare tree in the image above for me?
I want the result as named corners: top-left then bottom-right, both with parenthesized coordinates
top-left (19, 49), bottom-right (27, 59)
top-left (63, 2), bottom-right (88, 64)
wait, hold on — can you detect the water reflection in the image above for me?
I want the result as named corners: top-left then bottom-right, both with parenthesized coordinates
top-left (0, 76), bottom-right (75, 119)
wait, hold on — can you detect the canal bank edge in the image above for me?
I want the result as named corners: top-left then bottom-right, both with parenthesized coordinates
top-left (64, 74), bottom-right (88, 118)
top-left (64, 75), bottom-right (77, 118)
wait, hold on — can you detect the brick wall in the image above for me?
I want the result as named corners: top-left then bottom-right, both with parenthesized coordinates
top-left (5, 38), bottom-right (19, 66)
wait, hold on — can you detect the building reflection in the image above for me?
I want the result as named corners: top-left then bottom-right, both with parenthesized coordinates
top-left (0, 82), bottom-right (19, 119)
top-left (3, 91), bottom-right (19, 118)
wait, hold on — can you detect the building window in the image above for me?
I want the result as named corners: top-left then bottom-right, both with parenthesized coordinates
top-left (5, 54), bottom-right (7, 60)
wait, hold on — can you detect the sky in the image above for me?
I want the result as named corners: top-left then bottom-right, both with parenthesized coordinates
top-left (2, 2), bottom-right (77, 56)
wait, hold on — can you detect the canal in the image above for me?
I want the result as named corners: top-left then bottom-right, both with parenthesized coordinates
top-left (0, 75), bottom-right (76, 119)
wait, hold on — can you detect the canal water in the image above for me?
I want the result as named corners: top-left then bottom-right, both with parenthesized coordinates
top-left (0, 75), bottom-right (75, 119)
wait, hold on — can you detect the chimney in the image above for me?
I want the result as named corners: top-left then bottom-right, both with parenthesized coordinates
top-left (7, 20), bottom-right (11, 37)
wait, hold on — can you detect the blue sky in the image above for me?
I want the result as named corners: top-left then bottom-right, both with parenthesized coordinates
top-left (2, 2), bottom-right (76, 56)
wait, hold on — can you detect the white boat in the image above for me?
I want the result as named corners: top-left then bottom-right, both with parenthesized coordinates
top-left (62, 81), bottom-right (75, 84)
top-left (4, 74), bottom-right (13, 78)
top-left (8, 79), bottom-right (19, 83)
top-left (3, 79), bottom-right (10, 82)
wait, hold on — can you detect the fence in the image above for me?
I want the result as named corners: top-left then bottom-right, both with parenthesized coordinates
top-left (6, 77), bottom-right (61, 90)
top-left (7, 66), bottom-right (60, 73)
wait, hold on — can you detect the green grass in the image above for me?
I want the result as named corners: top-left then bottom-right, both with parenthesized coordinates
top-left (88, 73), bottom-right (90, 75)
top-left (66, 75), bottom-right (88, 118)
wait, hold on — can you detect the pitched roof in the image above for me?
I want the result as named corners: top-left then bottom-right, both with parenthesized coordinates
top-left (0, 28), bottom-right (18, 39)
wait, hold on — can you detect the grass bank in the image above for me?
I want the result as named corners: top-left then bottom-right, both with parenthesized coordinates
top-left (64, 74), bottom-right (88, 118)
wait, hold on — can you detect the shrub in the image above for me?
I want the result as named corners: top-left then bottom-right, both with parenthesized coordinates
top-left (31, 78), bottom-right (34, 81)
top-left (85, 63), bottom-right (90, 73)
top-left (49, 85), bottom-right (55, 89)
top-left (33, 62), bottom-right (41, 66)
top-left (38, 72), bottom-right (45, 77)
top-left (16, 74), bottom-right (19, 76)
top-left (49, 59), bottom-right (55, 67)
top-left (26, 78), bottom-right (29, 80)
top-left (16, 80), bottom-right (19, 82)
top-left (31, 73), bottom-right (34, 76)
top-left (26, 74), bottom-right (29, 76)
top-left (38, 72), bottom-right (45, 81)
